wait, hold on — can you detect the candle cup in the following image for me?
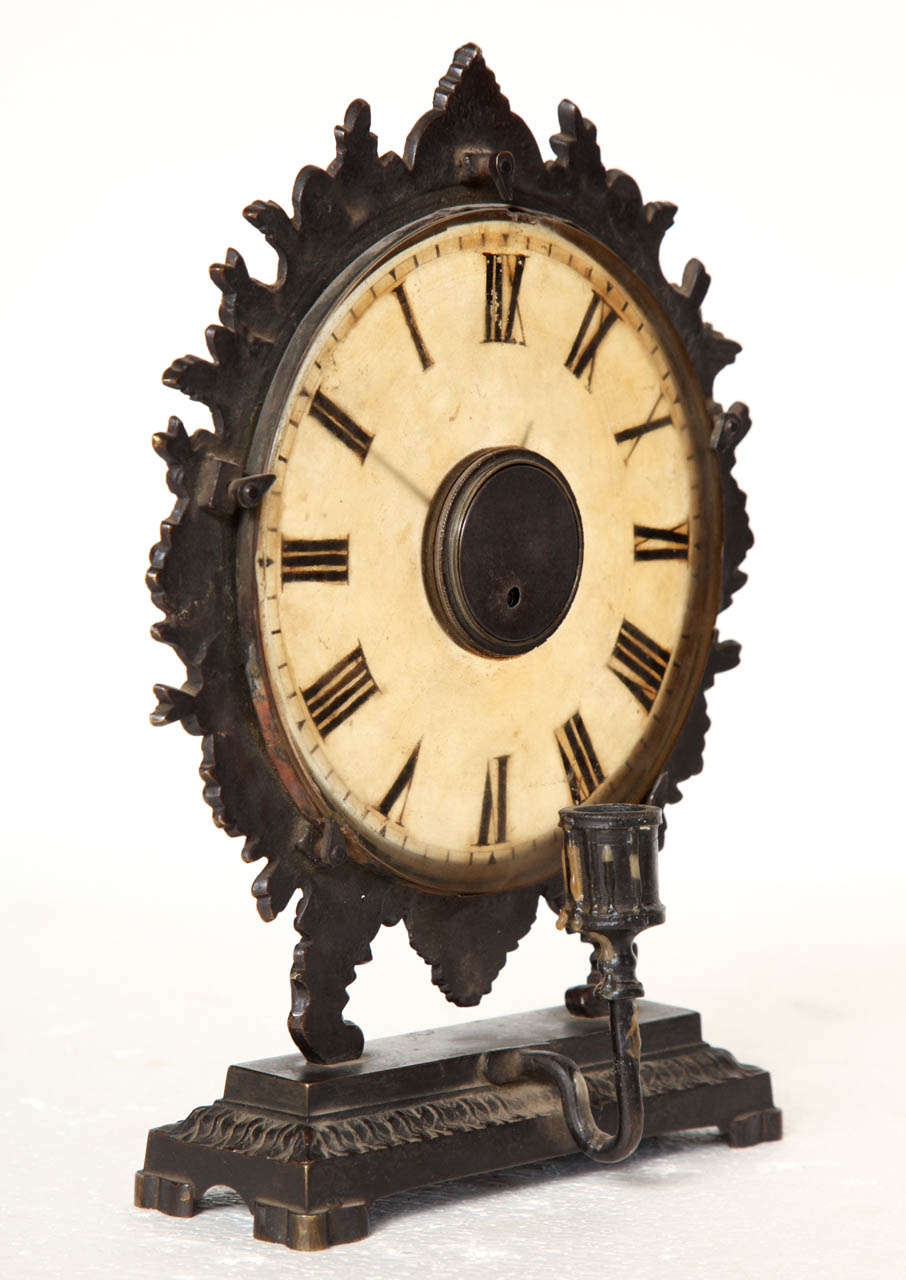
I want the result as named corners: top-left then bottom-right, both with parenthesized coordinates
top-left (559, 804), bottom-right (665, 1009)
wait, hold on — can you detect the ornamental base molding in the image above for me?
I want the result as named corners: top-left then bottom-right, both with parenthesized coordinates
top-left (136, 1002), bottom-right (780, 1250)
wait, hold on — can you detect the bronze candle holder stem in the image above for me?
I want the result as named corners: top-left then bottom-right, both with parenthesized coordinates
top-left (486, 804), bottom-right (664, 1163)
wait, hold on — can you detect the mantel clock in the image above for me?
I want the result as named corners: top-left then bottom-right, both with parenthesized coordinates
top-left (137, 44), bottom-right (780, 1251)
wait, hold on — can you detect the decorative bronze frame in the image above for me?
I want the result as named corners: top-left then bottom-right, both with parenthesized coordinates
top-left (148, 43), bottom-right (752, 1063)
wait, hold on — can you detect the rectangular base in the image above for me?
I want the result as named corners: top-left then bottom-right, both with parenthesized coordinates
top-left (136, 1001), bottom-right (780, 1251)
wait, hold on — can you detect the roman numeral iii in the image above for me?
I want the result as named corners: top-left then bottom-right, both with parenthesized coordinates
top-left (281, 537), bottom-right (349, 583)
top-left (302, 645), bottom-right (378, 737)
top-left (310, 390), bottom-right (373, 462)
top-left (483, 254), bottom-right (526, 344)
top-left (608, 620), bottom-right (671, 713)
top-left (556, 712), bottom-right (605, 804)
top-left (633, 522), bottom-right (689, 562)
top-left (476, 755), bottom-right (510, 845)
top-left (565, 291), bottom-right (616, 387)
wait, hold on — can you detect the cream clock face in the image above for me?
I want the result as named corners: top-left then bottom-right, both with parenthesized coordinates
top-left (249, 213), bottom-right (721, 892)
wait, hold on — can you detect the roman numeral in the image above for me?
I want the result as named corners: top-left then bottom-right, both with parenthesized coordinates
top-left (302, 645), bottom-right (378, 737)
top-left (483, 254), bottom-right (526, 344)
top-left (614, 415), bottom-right (672, 447)
top-left (281, 537), bottom-right (349, 583)
top-left (310, 390), bottom-right (373, 462)
top-left (608, 620), bottom-right (671, 713)
top-left (613, 395), bottom-right (673, 463)
top-left (392, 283), bottom-right (433, 370)
top-left (556, 712), bottom-right (605, 804)
top-left (476, 755), bottom-right (510, 845)
top-left (376, 741), bottom-right (421, 823)
top-left (633, 522), bottom-right (689, 562)
top-left (565, 292), bottom-right (617, 388)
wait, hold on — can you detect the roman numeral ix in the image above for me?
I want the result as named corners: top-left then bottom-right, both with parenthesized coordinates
top-left (565, 291), bottom-right (617, 388)
top-left (608, 620), bottom-right (671, 713)
top-left (310, 390), bottom-right (373, 462)
top-left (476, 755), bottom-right (510, 845)
top-left (376, 741), bottom-right (421, 824)
top-left (633, 522), bottom-right (689, 562)
top-left (281, 537), bottom-right (349, 583)
top-left (484, 254), bottom-right (526, 344)
top-left (556, 712), bottom-right (605, 804)
top-left (302, 645), bottom-right (378, 738)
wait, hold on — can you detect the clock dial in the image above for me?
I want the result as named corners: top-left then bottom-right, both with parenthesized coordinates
top-left (248, 214), bottom-right (721, 891)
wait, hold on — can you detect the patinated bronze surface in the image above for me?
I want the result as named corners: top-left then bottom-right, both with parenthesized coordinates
top-left (137, 1003), bottom-right (780, 1251)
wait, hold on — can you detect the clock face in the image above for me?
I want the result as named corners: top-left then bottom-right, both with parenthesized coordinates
top-left (246, 212), bottom-right (721, 892)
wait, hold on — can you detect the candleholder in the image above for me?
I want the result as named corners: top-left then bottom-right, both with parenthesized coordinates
top-left (485, 805), bottom-right (664, 1162)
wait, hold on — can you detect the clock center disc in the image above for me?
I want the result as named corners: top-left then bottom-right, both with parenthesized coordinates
top-left (423, 447), bottom-right (584, 657)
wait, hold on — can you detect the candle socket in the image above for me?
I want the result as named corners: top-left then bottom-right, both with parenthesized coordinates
top-left (558, 804), bottom-right (665, 1013)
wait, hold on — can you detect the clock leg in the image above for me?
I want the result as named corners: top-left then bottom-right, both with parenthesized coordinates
top-left (287, 861), bottom-right (400, 1063)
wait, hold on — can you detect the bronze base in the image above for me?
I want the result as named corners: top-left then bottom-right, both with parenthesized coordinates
top-left (135, 1001), bottom-right (781, 1252)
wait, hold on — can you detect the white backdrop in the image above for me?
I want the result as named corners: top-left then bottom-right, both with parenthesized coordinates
top-left (2, 3), bottom-right (904, 1277)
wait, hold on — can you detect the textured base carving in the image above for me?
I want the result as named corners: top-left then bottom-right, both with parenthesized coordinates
top-left (136, 1001), bottom-right (780, 1252)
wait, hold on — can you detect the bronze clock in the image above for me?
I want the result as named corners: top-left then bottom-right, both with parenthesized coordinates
top-left (140, 45), bottom-right (775, 1250)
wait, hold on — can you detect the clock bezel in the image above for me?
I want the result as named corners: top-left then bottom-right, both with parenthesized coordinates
top-left (237, 204), bottom-right (725, 894)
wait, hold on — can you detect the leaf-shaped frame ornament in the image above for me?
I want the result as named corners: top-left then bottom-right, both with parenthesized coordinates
top-left (148, 43), bottom-right (752, 1063)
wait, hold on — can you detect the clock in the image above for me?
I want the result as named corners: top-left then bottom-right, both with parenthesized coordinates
top-left (149, 42), bottom-right (751, 1064)
top-left (139, 44), bottom-right (779, 1252)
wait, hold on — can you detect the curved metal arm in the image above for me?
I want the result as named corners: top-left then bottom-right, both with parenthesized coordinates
top-left (485, 998), bottom-right (643, 1164)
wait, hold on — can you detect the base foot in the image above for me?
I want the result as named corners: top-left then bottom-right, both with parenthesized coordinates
top-left (254, 1199), bottom-right (369, 1251)
top-left (724, 1106), bottom-right (783, 1147)
top-left (134, 1171), bottom-right (196, 1217)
